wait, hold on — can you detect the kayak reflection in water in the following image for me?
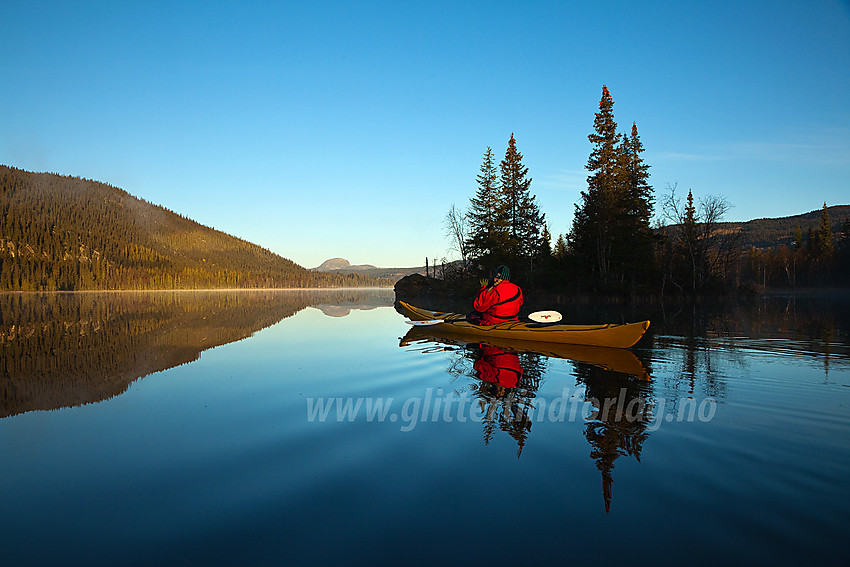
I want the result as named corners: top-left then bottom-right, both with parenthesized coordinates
top-left (469, 265), bottom-right (523, 326)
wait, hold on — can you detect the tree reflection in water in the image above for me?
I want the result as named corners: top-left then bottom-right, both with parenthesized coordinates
top-left (401, 328), bottom-right (652, 512)
top-left (575, 363), bottom-right (652, 513)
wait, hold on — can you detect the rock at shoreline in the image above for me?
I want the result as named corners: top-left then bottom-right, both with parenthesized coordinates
top-left (393, 273), bottom-right (477, 304)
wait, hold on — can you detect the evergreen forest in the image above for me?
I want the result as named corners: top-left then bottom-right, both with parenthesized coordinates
top-left (447, 86), bottom-right (850, 295)
top-left (0, 166), bottom-right (383, 290)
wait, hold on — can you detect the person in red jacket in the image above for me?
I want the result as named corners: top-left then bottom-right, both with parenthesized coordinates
top-left (471, 265), bottom-right (523, 325)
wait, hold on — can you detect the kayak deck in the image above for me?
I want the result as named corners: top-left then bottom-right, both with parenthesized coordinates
top-left (398, 301), bottom-right (649, 349)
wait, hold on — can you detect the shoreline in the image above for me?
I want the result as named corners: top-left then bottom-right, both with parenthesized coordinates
top-left (0, 286), bottom-right (396, 294)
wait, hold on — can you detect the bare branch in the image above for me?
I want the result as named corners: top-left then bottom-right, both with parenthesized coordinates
top-left (444, 204), bottom-right (469, 266)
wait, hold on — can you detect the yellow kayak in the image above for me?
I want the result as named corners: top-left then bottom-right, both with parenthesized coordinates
top-left (398, 301), bottom-right (650, 349)
top-left (400, 326), bottom-right (649, 379)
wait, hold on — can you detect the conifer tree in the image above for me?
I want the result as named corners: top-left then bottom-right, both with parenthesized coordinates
top-left (570, 86), bottom-right (655, 290)
top-left (616, 122), bottom-right (655, 281)
top-left (571, 85), bottom-right (622, 286)
top-left (539, 225), bottom-right (552, 259)
top-left (499, 133), bottom-right (545, 271)
top-left (553, 234), bottom-right (568, 260)
top-left (466, 147), bottom-right (506, 264)
top-left (815, 203), bottom-right (834, 259)
top-left (812, 203), bottom-right (835, 283)
top-left (681, 189), bottom-right (700, 290)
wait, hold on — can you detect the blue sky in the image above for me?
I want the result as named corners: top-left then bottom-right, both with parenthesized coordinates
top-left (2, 0), bottom-right (849, 268)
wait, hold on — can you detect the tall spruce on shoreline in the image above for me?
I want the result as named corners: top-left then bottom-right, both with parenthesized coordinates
top-left (569, 85), bottom-right (654, 292)
top-left (465, 135), bottom-right (546, 278)
top-left (466, 147), bottom-right (503, 264)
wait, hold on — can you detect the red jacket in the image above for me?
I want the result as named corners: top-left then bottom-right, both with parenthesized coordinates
top-left (474, 345), bottom-right (523, 388)
top-left (473, 280), bottom-right (523, 325)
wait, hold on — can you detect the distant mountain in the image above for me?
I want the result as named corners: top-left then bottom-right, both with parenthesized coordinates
top-left (0, 166), bottom-right (383, 290)
top-left (314, 258), bottom-right (377, 271)
top-left (313, 257), bottom-right (446, 280)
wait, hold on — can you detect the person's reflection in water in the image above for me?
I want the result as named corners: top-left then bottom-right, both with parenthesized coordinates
top-left (474, 345), bottom-right (522, 390)
top-left (472, 344), bottom-right (535, 457)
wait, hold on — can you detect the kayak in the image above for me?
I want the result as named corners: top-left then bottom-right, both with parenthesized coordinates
top-left (397, 301), bottom-right (650, 349)
top-left (400, 326), bottom-right (649, 379)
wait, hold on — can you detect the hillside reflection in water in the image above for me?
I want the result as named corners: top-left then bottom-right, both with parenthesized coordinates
top-left (0, 289), bottom-right (393, 418)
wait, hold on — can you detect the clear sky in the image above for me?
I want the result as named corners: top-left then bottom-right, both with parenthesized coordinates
top-left (2, 0), bottom-right (849, 268)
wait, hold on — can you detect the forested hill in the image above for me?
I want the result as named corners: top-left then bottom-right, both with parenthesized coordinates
top-left (717, 205), bottom-right (850, 249)
top-left (0, 166), bottom-right (379, 290)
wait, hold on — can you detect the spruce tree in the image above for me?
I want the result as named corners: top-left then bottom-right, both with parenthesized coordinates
top-left (816, 203), bottom-right (834, 259)
top-left (570, 86), bottom-right (654, 290)
top-left (681, 189), bottom-right (700, 291)
top-left (466, 147), bottom-right (506, 264)
top-left (553, 234), bottom-right (568, 260)
top-left (617, 122), bottom-right (654, 283)
top-left (571, 85), bottom-right (622, 286)
top-left (539, 225), bottom-right (552, 259)
top-left (499, 133), bottom-right (544, 272)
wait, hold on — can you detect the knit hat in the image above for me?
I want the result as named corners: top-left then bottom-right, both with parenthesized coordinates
top-left (492, 265), bottom-right (511, 281)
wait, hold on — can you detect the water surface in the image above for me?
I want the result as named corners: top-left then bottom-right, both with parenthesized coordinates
top-left (1, 290), bottom-right (848, 566)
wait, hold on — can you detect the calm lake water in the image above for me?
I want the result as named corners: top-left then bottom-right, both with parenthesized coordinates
top-left (1, 289), bottom-right (849, 566)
